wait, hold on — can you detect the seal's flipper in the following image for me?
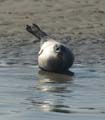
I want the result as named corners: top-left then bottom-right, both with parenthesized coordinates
top-left (26, 24), bottom-right (48, 40)
top-left (26, 25), bottom-right (35, 36)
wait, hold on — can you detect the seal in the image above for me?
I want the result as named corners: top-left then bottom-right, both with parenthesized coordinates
top-left (26, 24), bottom-right (74, 73)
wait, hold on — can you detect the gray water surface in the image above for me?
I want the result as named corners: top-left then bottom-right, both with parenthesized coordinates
top-left (0, 64), bottom-right (105, 120)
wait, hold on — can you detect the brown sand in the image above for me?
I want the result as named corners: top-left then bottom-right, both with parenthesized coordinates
top-left (0, 0), bottom-right (105, 65)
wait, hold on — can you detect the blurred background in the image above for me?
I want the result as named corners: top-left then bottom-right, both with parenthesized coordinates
top-left (0, 0), bottom-right (105, 65)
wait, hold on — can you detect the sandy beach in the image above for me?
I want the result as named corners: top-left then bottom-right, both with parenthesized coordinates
top-left (0, 0), bottom-right (105, 65)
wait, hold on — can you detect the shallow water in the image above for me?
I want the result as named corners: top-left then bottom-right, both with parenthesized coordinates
top-left (0, 64), bottom-right (105, 120)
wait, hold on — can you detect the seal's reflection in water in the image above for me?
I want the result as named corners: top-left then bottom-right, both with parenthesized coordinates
top-left (31, 70), bottom-right (74, 113)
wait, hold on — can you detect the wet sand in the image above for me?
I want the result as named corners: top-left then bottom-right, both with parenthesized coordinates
top-left (0, 0), bottom-right (105, 65)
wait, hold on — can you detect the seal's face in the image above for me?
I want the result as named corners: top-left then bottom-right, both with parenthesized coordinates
top-left (38, 40), bottom-right (74, 72)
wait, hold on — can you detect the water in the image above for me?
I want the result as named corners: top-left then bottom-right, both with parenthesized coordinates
top-left (0, 64), bottom-right (105, 120)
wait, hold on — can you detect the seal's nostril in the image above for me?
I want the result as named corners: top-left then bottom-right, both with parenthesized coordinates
top-left (54, 44), bottom-right (66, 53)
top-left (54, 44), bottom-right (61, 53)
top-left (56, 47), bottom-right (60, 51)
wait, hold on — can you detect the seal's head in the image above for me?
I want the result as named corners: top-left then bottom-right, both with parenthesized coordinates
top-left (38, 40), bottom-right (74, 72)
top-left (26, 24), bottom-right (74, 73)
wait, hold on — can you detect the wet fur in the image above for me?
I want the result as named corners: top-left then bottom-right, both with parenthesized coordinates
top-left (26, 24), bottom-right (74, 74)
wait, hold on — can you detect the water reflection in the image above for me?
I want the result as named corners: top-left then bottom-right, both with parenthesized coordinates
top-left (30, 70), bottom-right (74, 113)
top-left (37, 70), bottom-right (73, 91)
top-left (38, 70), bottom-right (74, 82)
top-left (0, 64), bottom-right (105, 117)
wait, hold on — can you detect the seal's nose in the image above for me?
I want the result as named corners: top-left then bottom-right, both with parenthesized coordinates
top-left (54, 44), bottom-right (65, 54)
top-left (54, 44), bottom-right (60, 53)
